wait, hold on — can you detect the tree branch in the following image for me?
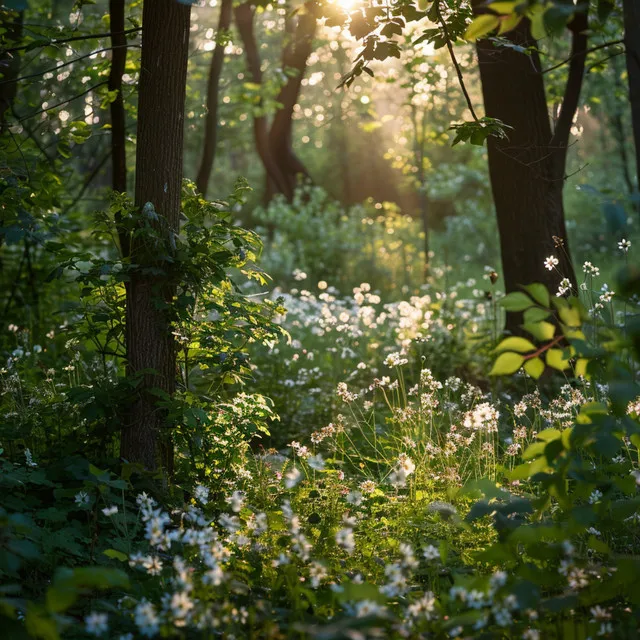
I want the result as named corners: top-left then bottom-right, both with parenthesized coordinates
top-left (0, 44), bottom-right (140, 86)
top-left (542, 38), bottom-right (624, 74)
top-left (550, 8), bottom-right (589, 155)
top-left (18, 81), bottom-right (106, 121)
top-left (435, 0), bottom-right (478, 121)
top-left (235, 2), bottom-right (291, 198)
top-left (3, 27), bottom-right (141, 54)
top-left (195, 0), bottom-right (232, 196)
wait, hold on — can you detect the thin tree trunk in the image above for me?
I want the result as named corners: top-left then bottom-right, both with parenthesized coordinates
top-left (236, 2), bottom-right (315, 202)
top-left (474, 12), bottom-right (584, 332)
top-left (195, 0), bottom-right (232, 197)
top-left (623, 0), bottom-right (640, 193)
top-left (0, 9), bottom-right (23, 131)
top-left (108, 0), bottom-right (130, 258)
top-left (121, 0), bottom-right (191, 471)
top-left (268, 8), bottom-right (316, 196)
top-left (235, 2), bottom-right (292, 200)
top-left (609, 55), bottom-right (636, 196)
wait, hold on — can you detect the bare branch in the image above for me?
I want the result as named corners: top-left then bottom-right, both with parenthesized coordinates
top-left (2, 27), bottom-right (141, 54)
top-left (542, 38), bottom-right (623, 74)
top-left (434, 0), bottom-right (478, 122)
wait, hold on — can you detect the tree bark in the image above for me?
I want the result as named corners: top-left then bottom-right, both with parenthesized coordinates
top-left (108, 0), bottom-right (130, 257)
top-left (121, 0), bottom-right (191, 471)
top-left (268, 8), bottom-right (316, 196)
top-left (0, 9), bottom-right (23, 131)
top-left (109, 0), bottom-right (127, 194)
top-left (235, 2), bottom-right (292, 200)
top-left (195, 0), bottom-right (232, 197)
top-left (623, 0), bottom-right (640, 193)
top-left (474, 12), bottom-right (585, 332)
top-left (236, 2), bottom-right (315, 202)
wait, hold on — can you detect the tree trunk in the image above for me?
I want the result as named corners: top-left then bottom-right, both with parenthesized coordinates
top-left (268, 8), bottom-right (316, 196)
top-left (195, 0), bottom-right (232, 197)
top-left (474, 14), bottom-right (584, 332)
top-left (235, 2), bottom-right (292, 200)
top-left (121, 0), bottom-right (191, 471)
top-left (108, 0), bottom-right (130, 257)
top-left (109, 0), bottom-right (127, 194)
top-left (609, 55), bottom-right (636, 197)
top-left (236, 2), bottom-right (315, 202)
top-left (0, 9), bottom-right (23, 131)
top-left (623, 0), bottom-right (640, 193)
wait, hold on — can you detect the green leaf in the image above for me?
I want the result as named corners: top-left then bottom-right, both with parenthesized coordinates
top-left (25, 606), bottom-right (59, 640)
top-left (524, 357), bottom-right (545, 379)
top-left (495, 336), bottom-right (536, 353)
top-left (500, 292), bottom-right (534, 312)
top-left (574, 358), bottom-right (589, 378)
top-left (47, 567), bottom-right (129, 613)
top-left (464, 14), bottom-right (500, 41)
top-left (546, 348), bottom-right (570, 371)
top-left (529, 4), bottom-right (548, 40)
top-left (488, 1), bottom-right (521, 13)
top-left (490, 352), bottom-right (524, 376)
top-left (523, 307), bottom-right (550, 323)
top-left (523, 320), bottom-right (555, 341)
top-left (510, 455), bottom-right (549, 480)
top-left (103, 549), bottom-right (128, 562)
top-left (522, 283), bottom-right (550, 308)
top-left (498, 12), bottom-right (523, 33)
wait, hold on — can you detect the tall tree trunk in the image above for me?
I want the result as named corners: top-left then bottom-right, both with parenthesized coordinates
top-left (236, 2), bottom-right (315, 202)
top-left (609, 55), bottom-right (636, 197)
top-left (121, 0), bottom-right (191, 471)
top-left (0, 9), bottom-right (23, 131)
top-left (195, 0), bottom-right (232, 197)
top-left (623, 0), bottom-right (640, 193)
top-left (268, 7), bottom-right (316, 196)
top-left (235, 2), bottom-right (292, 200)
top-left (108, 0), bottom-right (130, 257)
top-left (474, 12), bottom-right (586, 332)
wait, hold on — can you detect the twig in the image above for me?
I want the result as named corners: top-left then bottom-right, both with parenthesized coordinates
top-left (62, 151), bottom-right (112, 216)
top-left (542, 38), bottom-right (624, 74)
top-left (18, 81), bottom-right (107, 121)
top-left (587, 50), bottom-right (625, 72)
top-left (0, 44), bottom-right (140, 86)
top-left (434, 0), bottom-right (478, 121)
top-left (3, 27), bottom-right (142, 53)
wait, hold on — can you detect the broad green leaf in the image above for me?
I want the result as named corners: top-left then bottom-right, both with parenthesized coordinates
top-left (537, 428), bottom-right (562, 442)
top-left (488, 1), bottom-right (521, 14)
top-left (490, 352), bottom-right (524, 376)
top-left (47, 567), bottom-right (129, 613)
top-left (553, 297), bottom-right (583, 327)
top-left (464, 14), bottom-right (500, 41)
top-left (523, 307), bottom-right (550, 323)
top-left (25, 607), bottom-right (59, 640)
top-left (574, 358), bottom-right (589, 378)
top-left (495, 336), bottom-right (536, 353)
top-left (500, 291), bottom-right (534, 312)
top-left (523, 320), bottom-right (555, 341)
top-left (510, 455), bottom-right (549, 480)
top-left (522, 441), bottom-right (546, 460)
top-left (529, 4), bottom-right (548, 40)
top-left (103, 549), bottom-right (128, 562)
top-left (524, 357), bottom-right (545, 379)
top-left (522, 284), bottom-right (550, 308)
top-left (546, 348), bottom-right (570, 370)
top-left (498, 12), bottom-right (523, 33)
